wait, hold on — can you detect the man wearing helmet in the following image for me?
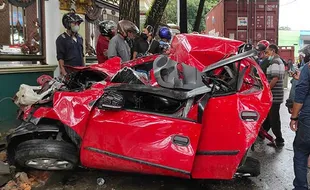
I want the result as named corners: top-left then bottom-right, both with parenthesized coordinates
top-left (96, 20), bottom-right (117, 63)
top-left (107, 20), bottom-right (139, 62)
top-left (158, 27), bottom-right (172, 54)
top-left (256, 40), bottom-right (270, 72)
top-left (132, 25), bottom-right (160, 59)
top-left (56, 12), bottom-right (84, 76)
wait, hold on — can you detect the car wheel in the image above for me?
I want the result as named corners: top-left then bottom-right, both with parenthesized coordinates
top-left (15, 139), bottom-right (78, 170)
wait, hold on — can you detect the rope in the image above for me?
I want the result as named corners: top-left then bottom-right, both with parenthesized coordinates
top-left (0, 97), bottom-right (14, 104)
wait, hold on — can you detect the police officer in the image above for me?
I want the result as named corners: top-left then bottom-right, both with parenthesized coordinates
top-left (108, 20), bottom-right (139, 62)
top-left (56, 12), bottom-right (84, 76)
top-left (96, 20), bottom-right (117, 63)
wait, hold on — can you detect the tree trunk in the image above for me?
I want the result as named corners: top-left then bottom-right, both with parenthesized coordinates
top-left (144, 0), bottom-right (169, 32)
top-left (179, 0), bottom-right (187, 33)
top-left (193, 0), bottom-right (206, 32)
top-left (119, 0), bottom-right (140, 27)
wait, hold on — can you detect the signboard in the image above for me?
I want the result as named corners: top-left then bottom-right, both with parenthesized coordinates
top-left (237, 17), bottom-right (248, 26)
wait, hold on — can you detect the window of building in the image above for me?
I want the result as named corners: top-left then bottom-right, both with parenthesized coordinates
top-left (0, 0), bottom-right (45, 63)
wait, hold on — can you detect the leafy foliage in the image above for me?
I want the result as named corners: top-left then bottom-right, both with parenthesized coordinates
top-left (162, 0), bottom-right (219, 32)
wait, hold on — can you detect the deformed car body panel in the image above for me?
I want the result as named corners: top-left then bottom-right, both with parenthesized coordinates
top-left (80, 108), bottom-right (202, 178)
top-left (170, 34), bottom-right (244, 71)
top-left (29, 82), bottom-right (107, 138)
top-left (10, 34), bottom-right (272, 180)
top-left (191, 58), bottom-right (272, 179)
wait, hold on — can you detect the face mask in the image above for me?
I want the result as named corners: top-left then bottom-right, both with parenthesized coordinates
top-left (71, 25), bottom-right (80, 33)
top-left (140, 33), bottom-right (148, 40)
top-left (268, 55), bottom-right (274, 61)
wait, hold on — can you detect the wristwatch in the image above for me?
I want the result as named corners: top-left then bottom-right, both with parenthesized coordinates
top-left (290, 117), bottom-right (299, 121)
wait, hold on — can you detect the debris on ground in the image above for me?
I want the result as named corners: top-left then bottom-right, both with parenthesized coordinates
top-left (1, 171), bottom-right (52, 190)
top-left (27, 170), bottom-right (52, 186)
top-left (97, 178), bottom-right (105, 186)
top-left (2, 172), bottom-right (31, 190)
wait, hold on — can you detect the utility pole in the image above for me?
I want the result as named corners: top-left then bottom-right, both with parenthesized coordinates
top-left (177, 0), bottom-right (180, 27)
top-left (179, 0), bottom-right (187, 33)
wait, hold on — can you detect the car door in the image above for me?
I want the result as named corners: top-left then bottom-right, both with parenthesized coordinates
top-left (191, 58), bottom-right (272, 179)
top-left (80, 97), bottom-right (202, 178)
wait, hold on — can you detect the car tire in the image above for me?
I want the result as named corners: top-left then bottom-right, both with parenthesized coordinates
top-left (15, 139), bottom-right (78, 170)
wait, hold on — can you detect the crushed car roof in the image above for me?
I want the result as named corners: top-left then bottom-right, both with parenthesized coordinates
top-left (170, 34), bottom-right (244, 71)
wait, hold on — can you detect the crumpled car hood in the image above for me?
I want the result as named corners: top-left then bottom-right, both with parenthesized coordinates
top-left (65, 57), bottom-right (122, 78)
top-left (65, 34), bottom-right (244, 75)
top-left (170, 34), bottom-right (244, 71)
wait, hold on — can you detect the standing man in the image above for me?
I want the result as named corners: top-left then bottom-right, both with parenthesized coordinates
top-left (96, 20), bottom-right (117, 63)
top-left (287, 59), bottom-right (294, 71)
top-left (132, 25), bottom-right (160, 59)
top-left (256, 40), bottom-right (270, 73)
top-left (108, 20), bottom-right (139, 62)
top-left (263, 44), bottom-right (286, 147)
top-left (56, 12), bottom-right (84, 76)
top-left (290, 62), bottom-right (310, 190)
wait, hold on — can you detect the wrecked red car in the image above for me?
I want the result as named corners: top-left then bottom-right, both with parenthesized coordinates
top-left (7, 34), bottom-right (272, 180)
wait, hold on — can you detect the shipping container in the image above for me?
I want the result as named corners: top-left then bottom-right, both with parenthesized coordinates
top-left (205, 0), bottom-right (279, 46)
top-left (278, 46), bottom-right (295, 63)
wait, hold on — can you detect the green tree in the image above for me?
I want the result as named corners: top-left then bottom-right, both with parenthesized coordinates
top-left (144, 0), bottom-right (170, 32)
top-left (162, 0), bottom-right (219, 32)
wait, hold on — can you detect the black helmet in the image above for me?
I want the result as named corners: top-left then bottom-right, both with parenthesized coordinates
top-left (99, 20), bottom-right (117, 38)
top-left (117, 20), bottom-right (139, 36)
top-left (62, 13), bottom-right (84, 30)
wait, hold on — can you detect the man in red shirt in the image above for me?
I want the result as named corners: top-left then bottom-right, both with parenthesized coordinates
top-left (96, 20), bottom-right (117, 63)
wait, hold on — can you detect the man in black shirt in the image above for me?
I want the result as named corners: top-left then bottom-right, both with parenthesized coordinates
top-left (56, 12), bottom-right (84, 76)
top-left (132, 25), bottom-right (160, 59)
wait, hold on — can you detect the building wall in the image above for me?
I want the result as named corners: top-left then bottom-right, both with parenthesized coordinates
top-left (278, 30), bottom-right (300, 58)
top-left (45, 0), bottom-right (61, 76)
top-left (300, 30), bottom-right (310, 50)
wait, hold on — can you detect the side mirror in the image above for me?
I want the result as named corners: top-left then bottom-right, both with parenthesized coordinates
top-left (97, 90), bottom-right (124, 110)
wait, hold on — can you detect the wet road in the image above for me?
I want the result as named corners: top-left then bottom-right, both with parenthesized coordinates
top-left (36, 89), bottom-right (297, 190)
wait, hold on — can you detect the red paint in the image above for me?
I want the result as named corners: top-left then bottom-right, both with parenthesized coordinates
top-left (121, 54), bottom-right (159, 68)
top-left (170, 34), bottom-right (243, 71)
top-left (191, 57), bottom-right (271, 179)
top-left (31, 82), bottom-right (106, 137)
top-left (80, 109), bottom-right (201, 178)
top-left (65, 57), bottom-right (122, 79)
top-left (21, 34), bottom-right (272, 180)
top-left (206, 0), bottom-right (279, 45)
